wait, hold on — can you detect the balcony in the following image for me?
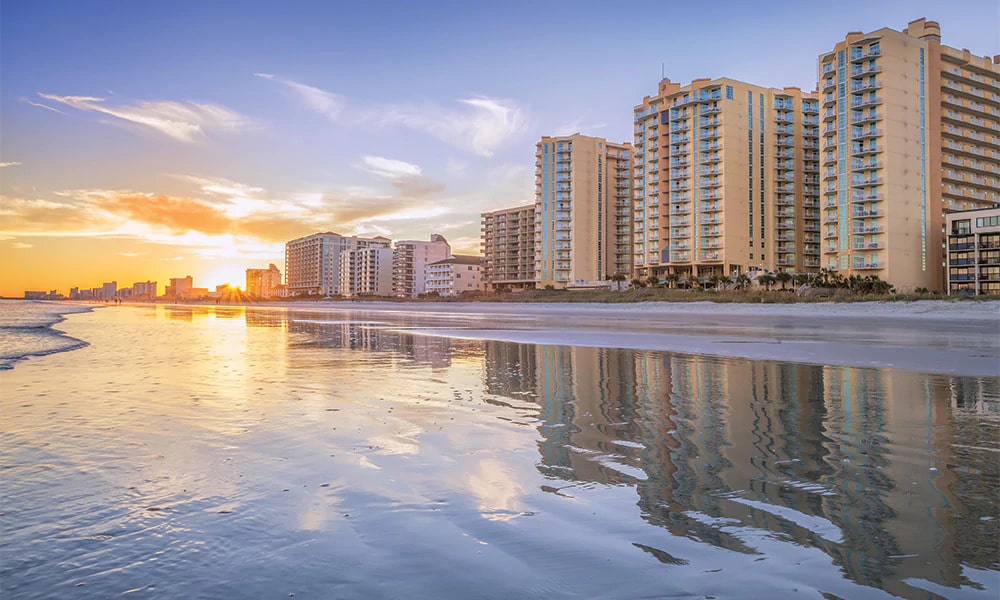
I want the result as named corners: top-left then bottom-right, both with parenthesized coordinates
top-left (851, 95), bottom-right (883, 109)
top-left (851, 112), bottom-right (881, 125)
top-left (850, 48), bottom-right (881, 62)
top-left (851, 145), bottom-right (882, 156)
top-left (854, 262), bottom-right (882, 270)
top-left (850, 64), bottom-right (883, 77)
top-left (852, 193), bottom-right (883, 202)
top-left (853, 226), bottom-right (883, 234)
top-left (850, 80), bottom-right (882, 93)
top-left (851, 177), bottom-right (883, 187)
top-left (825, 245), bottom-right (838, 253)
top-left (853, 209), bottom-right (883, 218)
top-left (852, 128), bottom-right (883, 140)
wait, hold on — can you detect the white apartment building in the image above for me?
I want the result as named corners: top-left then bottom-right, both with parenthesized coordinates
top-left (392, 234), bottom-right (451, 297)
top-left (341, 237), bottom-right (393, 296)
top-left (425, 255), bottom-right (484, 296)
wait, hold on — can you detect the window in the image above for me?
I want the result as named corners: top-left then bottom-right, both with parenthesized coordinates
top-left (976, 216), bottom-right (1000, 228)
top-left (726, 85), bottom-right (733, 100)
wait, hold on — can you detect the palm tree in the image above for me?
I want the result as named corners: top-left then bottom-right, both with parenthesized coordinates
top-left (792, 273), bottom-right (810, 287)
top-left (775, 271), bottom-right (792, 290)
top-left (734, 273), bottom-right (750, 290)
top-left (646, 275), bottom-right (660, 288)
top-left (719, 275), bottom-right (732, 289)
top-left (665, 273), bottom-right (679, 289)
top-left (611, 273), bottom-right (627, 291)
top-left (759, 273), bottom-right (776, 291)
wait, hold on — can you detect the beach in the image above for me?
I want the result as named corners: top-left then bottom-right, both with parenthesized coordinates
top-left (1, 300), bottom-right (998, 599)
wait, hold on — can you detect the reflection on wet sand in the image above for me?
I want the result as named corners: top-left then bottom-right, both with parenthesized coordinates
top-left (483, 340), bottom-right (999, 597)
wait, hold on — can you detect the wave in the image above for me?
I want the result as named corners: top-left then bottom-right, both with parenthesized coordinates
top-left (0, 301), bottom-right (97, 370)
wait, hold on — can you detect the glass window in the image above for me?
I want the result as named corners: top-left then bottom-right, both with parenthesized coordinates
top-left (726, 85), bottom-right (733, 100)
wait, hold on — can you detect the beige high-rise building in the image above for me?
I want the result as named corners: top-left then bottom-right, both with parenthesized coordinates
top-left (818, 18), bottom-right (1000, 291)
top-left (535, 134), bottom-right (632, 288)
top-left (633, 78), bottom-right (820, 282)
top-left (481, 204), bottom-right (537, 291)
top-left (945, 206), bottom-right (1000, 295)
top-left (392, 234), bottom-right (451, 298)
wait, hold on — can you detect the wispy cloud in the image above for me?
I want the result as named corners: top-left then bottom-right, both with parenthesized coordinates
top-left (20, 97), bottom-right (66, 114)
top-left (36, 93), bottom-right (249, 142)
top-left (360, 156), bottom-right (422, 179)
top-left (255, 73), bottom-right (341, 119)
top-left (0, 161), bottom-right (22, 168)
top-left (11, 242), bottom-right (33, 249)
top-left (551, 119), bottom-right (608, 137)
top-left (258, 75), bottom-right (526, 157)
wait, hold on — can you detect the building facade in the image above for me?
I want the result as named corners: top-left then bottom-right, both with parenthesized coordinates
top-left (131, 281), bottom-right (157, 299)
top-left (818, 18), bottom-right (1000, 291)
top-left (632, 78), bottom-right (820, 283)
top-left (165, 276), bottom-right (193, 299)
top-left (285, 232), bottom-right (347, 296)
top-left (946, 207), bottom-right (1000, 295)
top-left (425, 255), bottom-right (484, 296)
top-left (341, 237), bottom-right (393, 296)
top-left (392, 234), bottom-right (451, 298)
top-left (246, 264), bottom-right (282, 299)
top-left (481, 204), bottom-right (537, 292)
top-left (535, 134), bottom-right (632, 288)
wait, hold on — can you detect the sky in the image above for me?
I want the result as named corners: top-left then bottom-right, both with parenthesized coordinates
top-left (1, 0), bottom-right (998, 297)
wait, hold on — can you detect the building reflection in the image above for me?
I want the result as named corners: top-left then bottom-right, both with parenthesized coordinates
top-left (243, 309), bottom-right (479, 368)
top-left (482, 340), bottom-right (999, 595)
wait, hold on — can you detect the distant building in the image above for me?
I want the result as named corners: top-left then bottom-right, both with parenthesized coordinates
top-left (481, 204), bottom-right (537, 292)
top-left (102, 281), bottom-right (118, 299)
top-left (246, 263), bottom-right (282, 299)
top-left (286, 232), bottom-right (399, 297)
top-left (392, 234), bottom-right (451, 298)
top-left (69, 287), bottom-right (80, 300)
top-left (165, 276), bottom-right (194, 299)
top-left (426, 255), bottom-right (484, 296)
top-left (946, 207), bottom-right (1000, 295)
top-left (132, 281), bottom-right (157, 299)
top-left (24, 291), bottom-right (48, 300)
top-left (341, 237), bottom-right (393, 296)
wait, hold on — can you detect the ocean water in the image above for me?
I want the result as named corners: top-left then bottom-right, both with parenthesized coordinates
top-left (0, 300), bottom-right (94, 369)
top-left (1, 303), bottom-right (997, 599)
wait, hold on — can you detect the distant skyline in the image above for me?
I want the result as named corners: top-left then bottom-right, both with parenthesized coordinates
top-left (2, 0), bottom-right (998, 296)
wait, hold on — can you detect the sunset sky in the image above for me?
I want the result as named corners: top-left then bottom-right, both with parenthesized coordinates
top-left (1, 0), bottom-right (997, 297)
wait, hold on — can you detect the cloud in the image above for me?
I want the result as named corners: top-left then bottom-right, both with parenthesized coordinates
top-left (36, 93), bottom-right (248, 142)
top-left (11, 242), bottom-right (33, 249)
top-left (360, 156), bottom-right (422, 179)
top-left (0, 162), bottom-right (22, 168)
top-left (20, 97), bottom-right (66, 114)
top-left (258, 75), bottom-right (526, 157)
top-left (255, 73), bottom-right (341, 119)
top-left (94, 192), bottom-right (233, 235)
top-left (120, 252), bottom-right (140, 257)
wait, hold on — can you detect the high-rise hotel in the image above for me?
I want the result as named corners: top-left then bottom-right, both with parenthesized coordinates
top-left (534, 134), bottom-right (633, 287)
top-left (818, 18), bottom-right (999, 291)
top-left (632, 79), bottom-right (820, 281)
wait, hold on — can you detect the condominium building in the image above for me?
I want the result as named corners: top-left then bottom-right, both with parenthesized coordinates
top-left (285, 232), bottom-right (348, 296)
top-left (425, 255), bottom-right (484, 296)
top-left (131, 281), bottom-right (157, 299)
top-left (164, 276), bottom-right (193, 299)
top-left (818, 18), bottom-right (1000, 291)
top-left (245, 263), bottom-right (282, 299)
top-left (481, 204), bottom-right (537, 291)
top-left (633, 78), bottom-right (820, 282)
top-left (341, 236), bottom-right (393, 296)
top-left (946, 207), bottom-right (1000, 295)
top-left (392, 234), bottom-right (451, 298)
top-left (535, 134), bottom-right (632, 288)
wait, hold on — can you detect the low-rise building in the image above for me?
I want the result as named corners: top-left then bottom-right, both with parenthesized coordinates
top-left (426, 255), bottom-right (484, 297)
top-left (946, 207), bottom-right (1000, 295)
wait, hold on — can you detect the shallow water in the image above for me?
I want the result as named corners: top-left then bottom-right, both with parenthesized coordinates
top-left (1, 304), bottom-right (997, 599)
